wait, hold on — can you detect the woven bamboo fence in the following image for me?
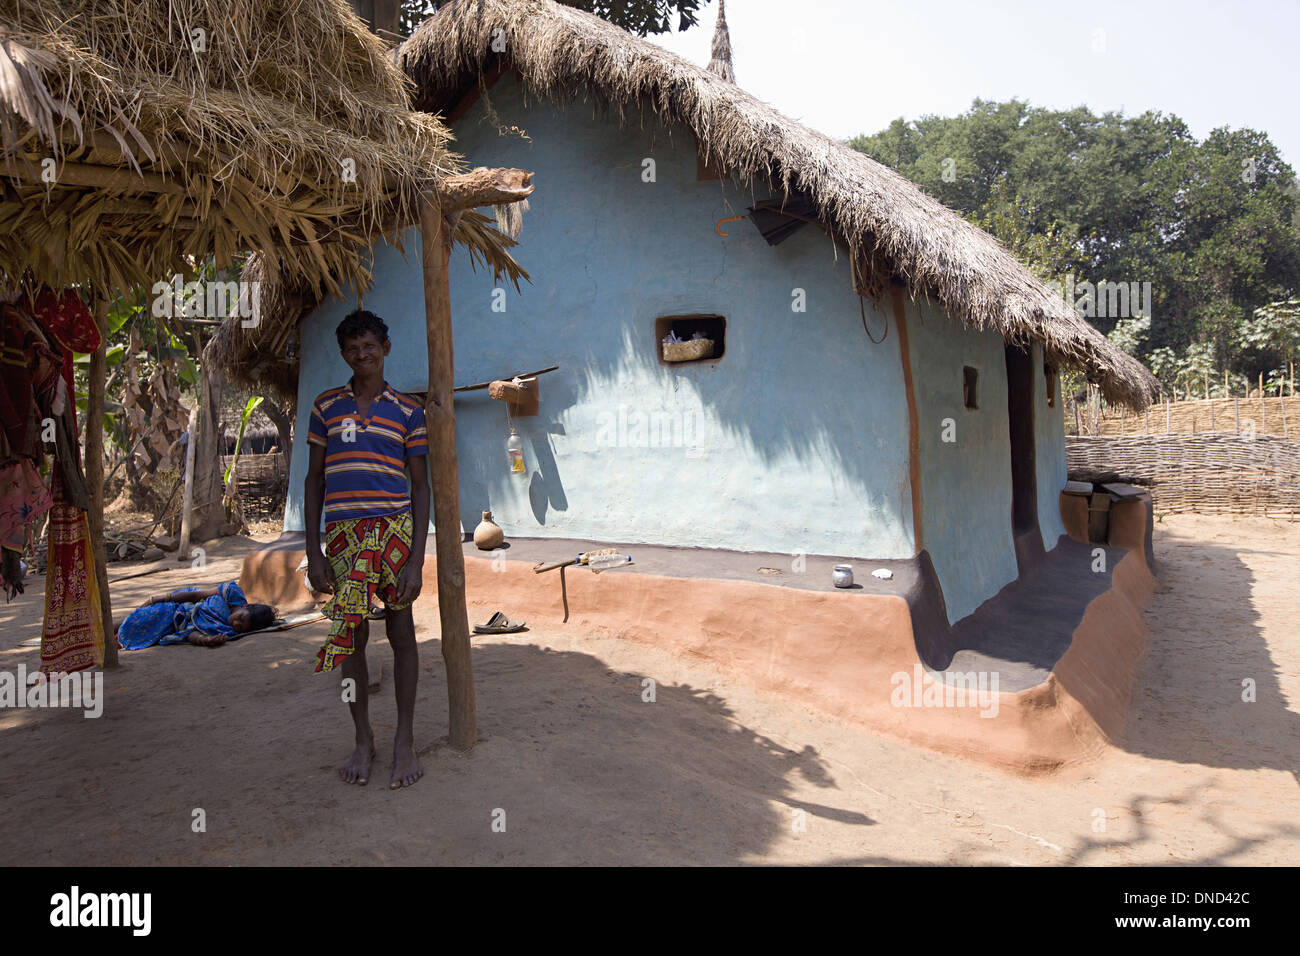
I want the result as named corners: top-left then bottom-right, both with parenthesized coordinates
top-left (1090, 394), bottom-right (1300, 437)
top-left (220, 452), bottom-right (289, 520)
top-left (1066, 435), bottom-right (1300, 518)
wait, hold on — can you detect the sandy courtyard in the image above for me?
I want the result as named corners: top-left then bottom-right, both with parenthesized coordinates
top-left (0, 514), bottom-right (1296, 865)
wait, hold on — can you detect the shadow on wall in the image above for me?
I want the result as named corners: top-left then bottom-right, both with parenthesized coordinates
top-left (454, 380), bottom-right (577, 531)
top-left (454, 258), bottom-right (911, 544)
top-left (1121, 534), bottom-right (1297, 781)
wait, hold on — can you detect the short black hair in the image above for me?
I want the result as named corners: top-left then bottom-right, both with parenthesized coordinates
top-left (245, 604), bottom-right (277, 631)
top-left (336, 310), bottom-right (389, 349)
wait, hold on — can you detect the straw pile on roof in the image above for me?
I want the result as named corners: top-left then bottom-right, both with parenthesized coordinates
top-left (0, 0), bottom-right (523, 301)
top-left (707, 0), bottom-right (736, 84)
top-left (399, 0), bottom-right (1159, 408)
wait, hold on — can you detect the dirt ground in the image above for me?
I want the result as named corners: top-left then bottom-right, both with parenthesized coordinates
top-left (0, 515), bottom-right (1296, 865)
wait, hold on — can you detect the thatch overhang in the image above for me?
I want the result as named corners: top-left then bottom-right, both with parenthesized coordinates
top-left (398, 0), bottom-right (1159, 409)
top-left (206, 200), bottom-right (520, 402)
top-left (0, 0), bottom-right (525, 388)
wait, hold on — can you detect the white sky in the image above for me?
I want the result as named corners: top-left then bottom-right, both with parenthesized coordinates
top-left (648, 0), bottom-right (1300, 169)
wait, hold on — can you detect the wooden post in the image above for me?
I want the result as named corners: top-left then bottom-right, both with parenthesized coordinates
top-left (403, 165), bottom-right (531, 752)
top-left (1282, 394), bottom-right (1289, 438)
top-left (419, 192), bottom-right (477, 752)
top-left (177, 405), bottom-right (198, 562)
top-left (1144, 407), bottom-right (1149, 435)
top-left (1261, 385), bottom-right (1266, 434)
top-left (1234, 396), bottom-right (1240, 433)
top-left (1204, 372), bottom-right (1209, 400)
top-left (191, 337), bottom-right (226, 542)
top-left (86, 297), bottom-right (116, 668)
top-left (1119, 406), bottom-right (1125, 435)
top-left (1223, 369), bottom-right (1228, 396)
top-left (1166, 396), bottom-right (1171, 433)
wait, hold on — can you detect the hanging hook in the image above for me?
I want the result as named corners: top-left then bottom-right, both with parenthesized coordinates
top-left (716, 215), bottom-right (745, 237)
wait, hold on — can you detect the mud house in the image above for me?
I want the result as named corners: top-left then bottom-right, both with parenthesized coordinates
top-left (233, 0), bottom-right (1157, 629)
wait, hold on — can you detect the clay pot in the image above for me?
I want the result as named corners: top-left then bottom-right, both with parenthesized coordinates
top-left (473, 510), bottom-right (504, 550)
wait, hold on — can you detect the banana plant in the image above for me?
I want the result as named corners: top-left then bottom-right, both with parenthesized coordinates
top-left (224, 396), bottom-right (265, 491)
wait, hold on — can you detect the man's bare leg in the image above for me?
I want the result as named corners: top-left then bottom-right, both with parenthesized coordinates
top-left (386, 605), bottom-right (423, 789)
top-left (339, 619), bottom-right (375, 785)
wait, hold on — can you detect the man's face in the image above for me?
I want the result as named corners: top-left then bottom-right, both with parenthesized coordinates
top-left (340, 330), bottom-right (390, 376)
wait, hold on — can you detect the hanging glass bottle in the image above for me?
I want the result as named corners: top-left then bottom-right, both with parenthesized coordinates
top-left (507, 426), bottom-right (526, 475)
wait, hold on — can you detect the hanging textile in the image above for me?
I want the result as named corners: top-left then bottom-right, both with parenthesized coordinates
top-left (31, 288), bottom-right (104, 672)
top-left (0, 457), bottom-right (52, 551)
top-left (0, 302), bottom-right (62, 462)
top-left (40, 470), bottom-right (104, 673)
top-left (31, 288), bottom-right (101, 354)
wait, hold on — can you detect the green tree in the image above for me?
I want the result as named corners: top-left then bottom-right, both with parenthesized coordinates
top-left (849, 102), bottom-right (1300, 384)
top-left (399, 0), bottom-right (710, 37)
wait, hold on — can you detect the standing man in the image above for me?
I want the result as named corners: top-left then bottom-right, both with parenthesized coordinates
top-left (305, 310), bottom-right (430, 789)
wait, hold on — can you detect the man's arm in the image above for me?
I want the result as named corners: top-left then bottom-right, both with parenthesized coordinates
top-left (394, 454), bottom-right (429, 605)
top-left (304, 442), bottom-right (335, 593)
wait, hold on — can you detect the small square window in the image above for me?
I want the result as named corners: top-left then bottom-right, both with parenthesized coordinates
top-left (1044, 363), bottom-right (1058, 408)
top-left (657, 314), bottom-right (725, 365)
top-left (963, 366), bottom-right (978, 409)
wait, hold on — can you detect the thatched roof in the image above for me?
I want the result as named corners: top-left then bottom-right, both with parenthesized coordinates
top-left (707, 0), bottom-right (738, 83)
top-left (399, 0), bottom-right (1159, 408)
top-left (204, 200), bottom-right (520, 401)
top-left (0, 0), bottom-right (523, 302)
top-left (707, 0), bottom-right (735, 84)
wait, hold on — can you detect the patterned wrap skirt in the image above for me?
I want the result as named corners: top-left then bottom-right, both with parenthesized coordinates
top-left (314, 510), bottom-right (414, 673)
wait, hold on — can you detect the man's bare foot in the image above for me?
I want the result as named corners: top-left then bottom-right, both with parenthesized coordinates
top-left (390, 740), bottom-right (423, 789)
top-left (340, 739), bottom-right (375, 785)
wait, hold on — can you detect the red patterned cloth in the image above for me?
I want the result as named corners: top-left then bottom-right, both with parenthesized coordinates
top-left (0, 458), bottom-right (52, 552)
top-left (41, 470), bottom-right (104, 674)
top-left (30, 288), bottom-right (100, 354)
top-left (314, 511), bottom-right (414, 672)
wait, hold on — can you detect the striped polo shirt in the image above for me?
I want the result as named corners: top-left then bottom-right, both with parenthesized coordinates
top-left (307, 381), bottom-right (428, 523)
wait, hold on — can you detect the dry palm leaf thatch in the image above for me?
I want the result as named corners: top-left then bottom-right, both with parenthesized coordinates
top-left (206, 203), bottom-right (526, 398)
top-left (0, 0), bottom-right (522, 304)
top-left (399, 0), bottom-right (1158, 409)
top-left (706, 0), bottom-right (735, 84)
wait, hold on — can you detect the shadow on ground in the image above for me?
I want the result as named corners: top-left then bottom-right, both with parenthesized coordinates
top-left (0, 621), bottom-right (871, 865)
top-left (1121, 534), bottom-right (1298, 781)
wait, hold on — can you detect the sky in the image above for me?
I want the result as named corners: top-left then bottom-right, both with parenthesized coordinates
top-left (647, 0), bottom-right (1300, 169)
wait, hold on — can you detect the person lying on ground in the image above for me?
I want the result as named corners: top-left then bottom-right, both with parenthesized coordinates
top-left (116, 581), bottom-right (277, 649)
